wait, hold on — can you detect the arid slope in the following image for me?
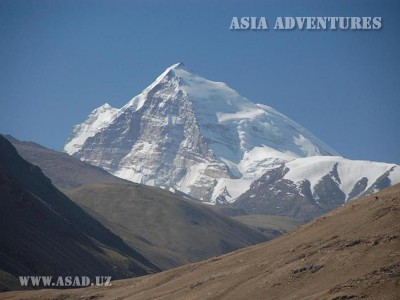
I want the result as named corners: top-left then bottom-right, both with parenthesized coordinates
top-left (65, 183), bottom-right (267, 268)
top-left (3, 184), bottom-right (399, 299)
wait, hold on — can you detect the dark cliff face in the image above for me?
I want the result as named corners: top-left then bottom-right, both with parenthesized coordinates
top-left (0, 135), bottom-right (159, 289)
top-left (234, 161), bottom-right (395, 221)
top-left (234, 165), bottom-right (325, 221)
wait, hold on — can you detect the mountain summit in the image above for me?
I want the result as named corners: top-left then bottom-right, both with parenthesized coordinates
top-left (64, 64), bottom-right (397, 204)
top-left (65, 63), bottom-right (338, 202)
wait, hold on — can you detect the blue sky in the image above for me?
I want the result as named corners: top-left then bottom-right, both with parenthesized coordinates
top-left (1, 0), bottom-right (399, 164)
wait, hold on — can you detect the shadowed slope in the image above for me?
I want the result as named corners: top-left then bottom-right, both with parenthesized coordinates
top-left (4, 134), bottom-right (128, 190)
top-left (65, 183), bottom-right (268, 267)
top-left (0, 136), bottom-right (159, 291)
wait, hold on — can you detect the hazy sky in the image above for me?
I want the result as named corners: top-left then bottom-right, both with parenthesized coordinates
top-left (1, 0), bottom-right (399, 164)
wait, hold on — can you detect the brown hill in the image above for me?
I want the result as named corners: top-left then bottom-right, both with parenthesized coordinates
top-left (0, 136), bottom-right (159, 292)
top-left (64, 183), bottom-right (268, 269)
top-left (2, 135), bottom-right (268, 271)
top-left (232, 215), bottom-right (304, 238)
top-left (4, 183), bottom-right (399, 299)
top-left (3, 135), bottom-right (128, 189)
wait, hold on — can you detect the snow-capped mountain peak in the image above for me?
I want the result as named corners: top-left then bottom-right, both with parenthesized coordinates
top-left (66, 63), bottom-right (387, 204)
top-left (65, 102), bottom-right (118, 155)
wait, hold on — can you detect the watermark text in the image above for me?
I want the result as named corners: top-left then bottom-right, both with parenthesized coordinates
top-left (19, 276), bottom-right (112, 287)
